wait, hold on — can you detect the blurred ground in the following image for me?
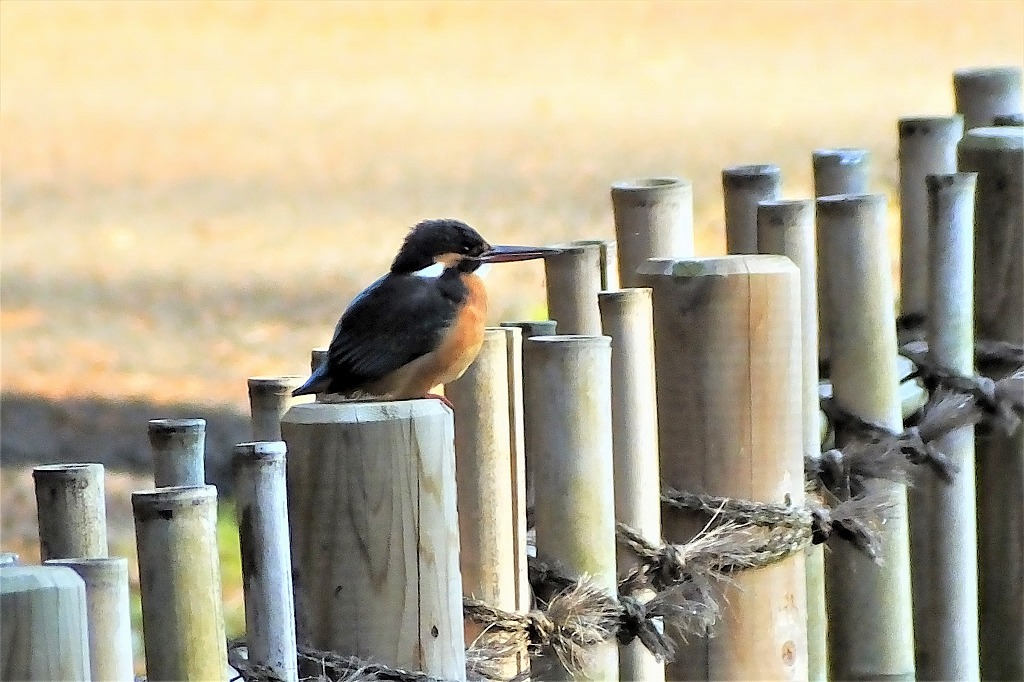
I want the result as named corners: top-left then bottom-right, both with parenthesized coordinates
top-left (1, 0), bottom-right (1022, 670)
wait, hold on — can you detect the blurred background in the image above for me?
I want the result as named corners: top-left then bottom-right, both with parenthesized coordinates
top-left (1, 0), bottom-right (1022, 665)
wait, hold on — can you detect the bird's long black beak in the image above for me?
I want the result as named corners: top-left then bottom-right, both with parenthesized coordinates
top-left (480, 245), bottom-right (562, 263)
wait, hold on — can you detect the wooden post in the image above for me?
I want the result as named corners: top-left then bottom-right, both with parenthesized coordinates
top-left (756, 198), bottom-right (827, 682)
top-left (913, 172), bottom-right (982, 680)
top-left (958, 125), bottom-right (1024, 680)
top-left (813, 148), bottom-right (870, 370)
top-left (723, 164), bottom-right (782, 254)
top-left (597, 289), bottom-right (664, 682)
top-left (232, 441), bottom-right (299, 682)
top-left (44, 557), bottom-right (134, 682)
top-left (147, 418), bottom-right (206, 487)
top-left (32, 463), bottom-right (108, 561)
top-left (132, 485), bottom-right (227, 682)
top-left (637, 255), bottom-right (807, 681)
top-left (281, 400), bottom-right (466, 680)
top-left (0, 564), bottom-right (90, 681)
top-left (953, 66), bottom-right (1023, 131)
top-left (502, 320), bottom-right (557, 512)
top-left (446, 328), bottom-right (528, 677)
top-left (544, 241), bottom-right (604, 335)
top-left (897, 115), bottom-right (964, 320)
top-left (817, 193), bottom-right (915, 680)
top-left (610, 177), bottom-right (695, 287)
top-left (248, 376), bottom-right (304, 441)
top-left (523, 335), bottom-right (618, 680)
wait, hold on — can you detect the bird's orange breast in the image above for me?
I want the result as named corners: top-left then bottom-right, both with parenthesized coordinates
top-left (433, 272), bottom-right (488, 384)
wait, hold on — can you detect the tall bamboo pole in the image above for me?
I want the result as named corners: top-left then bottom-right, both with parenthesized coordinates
top-left (148, 418), bottom-right (206, 487)
top-left (723, 163), bottom-right (782, 254)
top-left (32, 463), bottom-right (108, 561)
top-left (544, 242), bottom-right (604, 335)
top-left (248, 376), bottom-right (304, 441)
top-left (610, 177), bottom-right (695, 287)
top-left (953, 66), bottom-right (1023, 130)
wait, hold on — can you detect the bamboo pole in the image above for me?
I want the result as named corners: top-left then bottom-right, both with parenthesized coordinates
top-left (523, 335), bottom-right (618, 680)
top-left (132, 485), bottom-right (227, 682)
top-left (502, 319), bottom-right (558, 512)
top-left (723, 164), bottom-right (782, 254)
top-left (44, 557), bottom-right (134, 682)
top-left (32, 463), bottom-right (108, 561)
top-left (281, 400), bottom-right (465, 679)
top-left (953, 66), bottom-right (1023, 131)
top-left (544, 241), bottom-right (604, 335)
top-left (597, 289), bottom-right (664, 682)
top-left (817, 193), bottom-right (915, 680)
top-left (958, 125), bottom-right (1024, 680)
top-left (0, 552), bottom-right (19, 566)
top-left (813, 148), bottom-right (870, 370)
top-left (497, 325), bottom-right (530, 616)
top-left (147, 418), bottom-right (206, 487)
top-left (994, 113), bottom-right (1024, 126)
top-left (897, 115), bottom-right (964, 320)
top-left (248, 376), bottom-right (304, 441)
top-left (913, 172), bottom-right (982, 681)
top-left (610, 177), bottom-right (695, 287)
top-left (446, 328), bottom-right (528, 677)
top-left (756, 198), bottom-right (827, 682)
top-left (232, 441), bottom-right (299, 682)
top-left (637, 255), bottom-right (807, 681)
top-left (0, 564), bottom-right (90, 681)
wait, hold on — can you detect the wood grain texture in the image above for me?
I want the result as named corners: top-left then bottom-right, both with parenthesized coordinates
top-left (638, 255), bottom-right (807, 682)
top-left (281, 400), bottom-right (466, 680)
top-left (0, 564), bottom-right (90, 682)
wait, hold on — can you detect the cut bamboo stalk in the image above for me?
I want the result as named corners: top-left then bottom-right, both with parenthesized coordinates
top-left (915, 172), bottom-right (981, 681)
top-left (544, 241), bottom-right (605, 335)
top-left (281, 400), bottom-right (465, 679)
top-left (817, 193), bottom-right (915, 680)
top-left (994, 113), bottom-right (1024, 126)
top-left (897, 115), bottom-right (964, 320)
top-left (610, 177), bottom-right (695, 287)
top-left (953, 66), bottom-right (1024, 131)
top-left (523, 335), bottom-right (618, 680)
top-left (147, 418), bottom-right (206, 487)
top-left (0, 552), bottom-right (19, 566)
top-left (0, 564), bottom-right (90, 681)
top-left (446, 329), bottom-right (528, 677)
top-left (45, 557), bottom-right (134, 682)
top-left (32, 463), bottom-right (108, 561)
top-left (248, 376), bottom-right (305, 441)
top-left (597, 288), bottom-right (664, 682)
top-left (637, 255), bottom-right (807, 681)
top-left (132, 485), bottom-right (227, 682)
top-left (813, 148), bottom-right (870, 370)
top-left (232, 441), bottom-right (299, 682)
top-left (501, 319), bottom-right (558, 513)
top-left (757, 198), bottom-right (827, 682)
top-left (958, 125), bottom-right (1024, 680)
top-left (723, 164), bottom-right (782, 254)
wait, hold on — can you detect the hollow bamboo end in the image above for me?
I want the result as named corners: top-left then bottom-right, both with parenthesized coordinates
top-left (31, 463), bottom-right (104, 482)
top-left (757, 199), bottom-right (814, 227)
top-left (248, 376), bottom-right (305, 389)
top-left (597, 287), bottom-right (652, 304)
top-left (500, 320), bottom-right (558, 337)
top-left (232, 440), bottom-right (287, 463)
top-left (131, 485), bottom-right (217, 517)
top-left (147, 418), bottom-right (206, 436)
top-left (959, 126), bottom-right (1024, 150)
top-left (611, 176), bottom-right (690, 192)
top-left (524, 334), bottom-right (611, 347)
top-left (897, 115), bottom-right (964, 138)
top-left (953, 65), bottom-right (1023, 82)
top-left (44, 557), bottom-right (129, 585)
top-left (812, 148), bottom-right (870, 167)
top-left (722, 163), bottom-right (782, 186)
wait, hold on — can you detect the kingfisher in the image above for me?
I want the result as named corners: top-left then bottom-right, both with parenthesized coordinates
top-left (292, 218), bottom-right (559, 406)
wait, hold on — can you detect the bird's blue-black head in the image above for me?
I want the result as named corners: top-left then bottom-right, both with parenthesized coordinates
top-left (390, 219), bottom-right (491, 274)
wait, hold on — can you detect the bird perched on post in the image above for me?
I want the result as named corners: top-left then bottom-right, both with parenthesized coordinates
top-left (292, 218), bottom-right (559, 406)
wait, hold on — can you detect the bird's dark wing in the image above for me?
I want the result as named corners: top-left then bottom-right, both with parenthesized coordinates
top-left (320, 273), bottom-right (460, 393)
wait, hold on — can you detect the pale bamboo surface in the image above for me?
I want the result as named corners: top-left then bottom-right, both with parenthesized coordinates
top-left (953, 66), bottom-right (1024, 130)
top-left (610, 177), bottom-right (695, 287)
top-left (817, 193), bottom-right (915, 681)
top-left (637, 255), bottom-right (808, 682)
top-left (32, 463), bottom-right (108, 561)
top-left (544, 241), bottom-right (604, 335)
top-left (147, 418), bottom-right (206, 487)
top-left (281, 400), bottom-right (466, 680)
top-left (248, 376), bottom-right (305, 441)
top-left (0, 564), bottom-right (91, 682)
top-left (722, 163), bottom-right (781, 254)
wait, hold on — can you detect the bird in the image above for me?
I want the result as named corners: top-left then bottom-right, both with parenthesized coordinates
top-left (292, 218), bottom-right (560, 407)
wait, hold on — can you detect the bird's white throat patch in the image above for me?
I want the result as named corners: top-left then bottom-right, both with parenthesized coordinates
top-left (413, 262), bottom-right (491, 278)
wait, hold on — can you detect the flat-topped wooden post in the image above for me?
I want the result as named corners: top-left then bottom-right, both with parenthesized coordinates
top-left (446, 328), bottom-right (528, 677)
top-left (524, 335), bottom-right (618, 680)
top-left (637, 255), bottom-right (807, 681)
top-left (0, 564), bottom-right (90, 681)
top-left (610, 177), bottom-right (695, 287)
top-left (958, 125), bottom-right (1024, 680)
top-left (953, 66), bottom-right (1023, 130)
top-left (817, 193), bottom-right (915, 680)
top-left (32, 463), bottom-right (108, 561)
top-left (281, 399), bottom-right (466, 680)
top-left (722, 163), bottom-right (782, 254)
top-left (544, 241), bottom-right (605, 335)
top-left (45, 557), bottom-right (134, 682)
top-left (248, 376), bottom-right (304, 441)
top-left (147, 418), bottom-right (206, 487)
top-left (132, 485), bottom-right (227, 682)
top-left (757, 198), bottom-right (827, 681)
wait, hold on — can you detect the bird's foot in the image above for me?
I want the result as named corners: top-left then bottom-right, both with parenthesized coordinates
top-left (424, 393), bottom-right (455, 411)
